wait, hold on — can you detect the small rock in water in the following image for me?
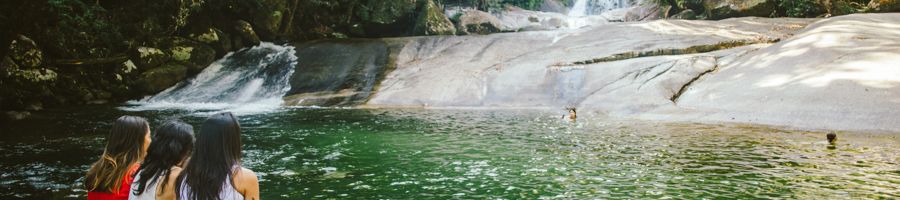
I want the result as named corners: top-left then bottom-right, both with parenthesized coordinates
top-left (320, 171), bottom-right (349, 179)
top-left (4, 111), bottom-right (31, 120)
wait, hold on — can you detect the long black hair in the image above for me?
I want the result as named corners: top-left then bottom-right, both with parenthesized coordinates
top-left (132, 120), bottom-right (194, 196)
top-left (85, 116), bottom-right (149, 193)
top-left (176, 112), bottom-right (243, 200)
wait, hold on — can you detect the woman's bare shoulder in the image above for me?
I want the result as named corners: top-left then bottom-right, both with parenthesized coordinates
top-left (233, 167), bottom-right (258, 183)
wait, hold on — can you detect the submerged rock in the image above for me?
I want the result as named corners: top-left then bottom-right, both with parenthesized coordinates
top-left (3, 111), bottom-right (31, 121)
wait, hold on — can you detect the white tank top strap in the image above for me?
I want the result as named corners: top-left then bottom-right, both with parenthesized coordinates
top-left (178, 175), bottom-right (243, 200)
top-left (129, 170), bottom-right (163, 200)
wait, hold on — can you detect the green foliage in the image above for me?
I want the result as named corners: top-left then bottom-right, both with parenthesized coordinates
top-left (440, 0), bottom-right (548, 11)
top-left (45, 0), bottom-right (124, 58)
top-left (675, 0), bottom-right (704, 12)
top-left (779, 0), bottom-right (824, 17)
top-left (830, 0), bottom-right (868, 15)
top-left (649, 0), bottom-right (703, 13)
top-left (450, 12), bottom-right (464, 22)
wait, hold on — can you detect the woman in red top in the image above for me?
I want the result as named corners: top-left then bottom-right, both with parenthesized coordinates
top-left (84, 116), bottom-right (152, 200)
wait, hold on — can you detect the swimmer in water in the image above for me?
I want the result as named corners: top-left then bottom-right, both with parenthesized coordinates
top-left (826, 132), bottom-right (837, 150)
top-left (827, 132), bottom-right (837, 145)
top-left (561, 108), bottom-right (576, 121)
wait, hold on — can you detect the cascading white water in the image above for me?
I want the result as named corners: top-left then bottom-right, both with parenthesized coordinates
top-left (569, 0), bottom-right (589, 17)
top-left (566, 0), bottom-right (633, 28)
top-left (123, 42), bottom-right (298, 114)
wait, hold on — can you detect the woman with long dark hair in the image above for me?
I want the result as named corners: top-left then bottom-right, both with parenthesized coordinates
top-left (130, 120), bottom-right (194, 200)
top-left (176, 112), bottom-right (259, 200)
top-left (85, 116), bottom-right (151, 200)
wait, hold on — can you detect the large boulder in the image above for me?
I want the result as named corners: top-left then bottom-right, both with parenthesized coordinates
top-left (671, 9), bottom-right (699, 19)
top-left (155, 37), bottom-right (217, 74)
top-left (249, 0), bottom-right (288, 40)
top-left (189, 28), bottom-right (232, 57)
top-left (673, 14), bottom-right (900, 131)
top-left (868, 0), bottom-right (900, 12)
top-left (232, 20), bottom-right (261, 49)
top-left (703, 0), bottom-right (777, 19)
top-left (135, 63), bottom-right (187, 94)
top-left (355, 0), bottom-right (419, 36)
top-left (540, 0), bottom-right (569, 13)
top-left (412, 0), bottom-right (456, 35)
top-left (169, 44), bottom-right (216, 74)
top-left (8, 35), bottom-right (42, 68)
top-left (1, 56), bottom-right (18, 78)
top-left (497, 6), bottom-right (573, 31)
top-left (456, 9), bottom-right (503, 35)
top-left (129, 47), bottom-right (170, 69)
top-left (599, 4), bottom-right (664, 22)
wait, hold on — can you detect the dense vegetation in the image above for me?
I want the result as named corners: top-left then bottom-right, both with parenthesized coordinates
top-left (0, 0), bottom-right (897, 118)
top-left (651, 0), bottom-right (888, 18)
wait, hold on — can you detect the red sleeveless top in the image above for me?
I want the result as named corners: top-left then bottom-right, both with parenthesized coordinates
top-left (87, 164), bottom-right (140, 200)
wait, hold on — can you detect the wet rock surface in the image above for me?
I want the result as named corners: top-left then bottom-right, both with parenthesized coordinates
top-left (286, 15), bottom-right (900, 131)
top-left (284, 40), bottom-right (396, 106)
top-left (665, 13), bottom-right (900, 132)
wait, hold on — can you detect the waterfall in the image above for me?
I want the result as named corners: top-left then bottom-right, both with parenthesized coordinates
top-left (565, 0), bottom-right (633, 29)
top-left (123, 42), bottom-right (298, 114)
top-left (568, 0), bottom-right (632, 16)
top-left (569, 0), bottom-right (589, 17)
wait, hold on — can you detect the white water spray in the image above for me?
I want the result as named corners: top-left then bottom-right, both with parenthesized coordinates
top-left (569, 0), bottom-right (589, 17)
top-left (123, 42), bottom-right (298, 114)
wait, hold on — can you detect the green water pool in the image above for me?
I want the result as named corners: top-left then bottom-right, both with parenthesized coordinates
top-left (1, 106), bottom-right (898, 199)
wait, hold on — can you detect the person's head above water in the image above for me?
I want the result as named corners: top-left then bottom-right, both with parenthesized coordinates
top-left (85, 115), bottom-right (150, 193)
top-left (177, 112), bottom-right (243, 200)
top-left (827, 132), bottom-right (837, 144)
top-left (567, 107), bottom-right (577, 120)
top-left (132, 120), bottom-right (194, 196)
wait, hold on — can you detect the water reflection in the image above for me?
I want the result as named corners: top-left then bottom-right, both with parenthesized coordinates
top-left (0, 107), bottom-right (898, 199)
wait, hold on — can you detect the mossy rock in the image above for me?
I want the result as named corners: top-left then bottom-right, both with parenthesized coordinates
top-left (356, 0), bottom-right (418, 25)
top-left (413, 0), bottom-right (456, 36)
top-left (868, 0), bottom-right (900, 12)
top-left (671, 9), bottom-right (699, 19)
top-left (129, 47), bottom-right (170, 69)
top-left (135, 63), bottom-right (187, 94)
top-left (457, 10), bottom-right (503, 35)
top-left (232, 20), bottom-right (261, 49)
top-left (704, 0), bottom-right (777, 19)
top-left (8, 35), bottom-right (43, 68)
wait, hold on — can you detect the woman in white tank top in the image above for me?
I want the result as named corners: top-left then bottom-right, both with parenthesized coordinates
top-left (130, 120), bottom-right (194, 200)
top-left (177, 174), bottom-right (242, 200)
top-left (176, 112), bottom-right (260, 200)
